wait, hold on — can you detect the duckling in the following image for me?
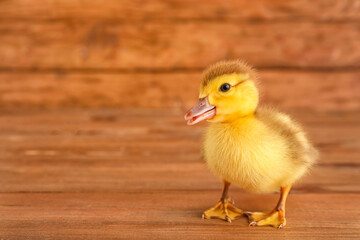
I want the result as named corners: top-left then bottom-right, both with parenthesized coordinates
top-left (184, 60), bottom-right (318, 228)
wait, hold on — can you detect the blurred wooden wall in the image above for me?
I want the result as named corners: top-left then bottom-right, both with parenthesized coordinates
top-left (0, 0), bottom-right (359, 111)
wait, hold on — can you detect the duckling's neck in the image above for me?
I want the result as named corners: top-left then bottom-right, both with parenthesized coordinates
top-left (221, 112), bottom-right (256, 125)
top-left (208, 113), bottom-right (258, 140)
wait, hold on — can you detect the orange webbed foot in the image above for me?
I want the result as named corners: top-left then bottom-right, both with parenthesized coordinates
top-left (245, 209), bottom-right (286, 228)
top-left (202, 198), bottom-right (243, 222)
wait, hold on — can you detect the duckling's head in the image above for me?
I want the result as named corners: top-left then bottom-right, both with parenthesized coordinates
top-left (185, 60), bottom-right (259, 125)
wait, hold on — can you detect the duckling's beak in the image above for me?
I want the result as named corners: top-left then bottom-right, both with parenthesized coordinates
top-left (184, 97), bottom-right (216, 125)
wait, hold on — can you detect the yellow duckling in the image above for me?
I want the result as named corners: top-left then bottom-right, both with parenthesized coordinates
top-left (184, 60), bottom-right (318, 228)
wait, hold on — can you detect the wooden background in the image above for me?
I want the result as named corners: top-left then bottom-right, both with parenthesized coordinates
top-left (0, 1), bottom-right (359, 239)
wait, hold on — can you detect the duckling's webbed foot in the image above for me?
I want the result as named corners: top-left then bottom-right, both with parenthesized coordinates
top-left (202, 198), bottom-right (243, 222)
top-left (202, 180), bottom-right (243, 222)
top-left (245, 209), bottom-right (285, 228)
top-left (245, 185), bottom-right (292, 228)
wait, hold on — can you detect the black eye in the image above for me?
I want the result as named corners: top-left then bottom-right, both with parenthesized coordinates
top-left (219, 83), bottom-right (231, 92)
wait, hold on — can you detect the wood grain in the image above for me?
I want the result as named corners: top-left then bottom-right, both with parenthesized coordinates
top-left (0, 21), bottom-right (359, 69)
top-left (0, 109), bottom-right (359, 239)
top-left (1, 0), bottom-right (359, 22)
top-left (1, 71), bottom-right (359, 111)
top-left (0, 110), bottom-right (359, 194)
top-left (0, 193), bottom-right (359, 240)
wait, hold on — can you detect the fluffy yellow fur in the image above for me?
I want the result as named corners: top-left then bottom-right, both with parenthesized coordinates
top-left (201, 60), bottom-right (318, 193)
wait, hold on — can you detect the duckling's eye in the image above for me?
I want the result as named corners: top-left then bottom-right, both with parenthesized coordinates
top-left (219, 83), bottom-right (231, 92)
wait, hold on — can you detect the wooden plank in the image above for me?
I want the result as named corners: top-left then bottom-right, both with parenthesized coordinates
top-left (0, 157), bottom-right (359, 193)
top-left (0, 22), bottom-right (359, 69)
top-left (0, 0), bottom-right (359, 22)
top-left (0, 71), bottom-right (359, 111)
top-left (1, 110), bottom-right (359, 155)
top-left (1, 111), bottom-right (359, 164)
top-left (0, 110), bottom-right (359, 193)
top-left (0, 192), bottom-right (359, 239)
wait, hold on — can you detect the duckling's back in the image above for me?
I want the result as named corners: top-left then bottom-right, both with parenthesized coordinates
top-left (256, 107), bottom-right (318, 168)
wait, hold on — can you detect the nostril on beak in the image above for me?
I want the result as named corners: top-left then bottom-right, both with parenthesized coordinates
top-left (199, 97), bottom-right (206, 107)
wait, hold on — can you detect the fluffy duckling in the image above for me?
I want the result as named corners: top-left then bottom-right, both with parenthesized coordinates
top-left (184, 60), bottom-right (318, 228)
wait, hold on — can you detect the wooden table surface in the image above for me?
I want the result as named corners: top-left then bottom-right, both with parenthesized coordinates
top-left (0, 108), bottom-right (359, 239)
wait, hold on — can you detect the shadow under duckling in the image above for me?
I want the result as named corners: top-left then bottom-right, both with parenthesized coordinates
top-left (184, 60), bottom-right (318, 228)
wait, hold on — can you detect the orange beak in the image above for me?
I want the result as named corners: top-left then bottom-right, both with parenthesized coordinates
top-left (184, 97), bottom-right (216, 125)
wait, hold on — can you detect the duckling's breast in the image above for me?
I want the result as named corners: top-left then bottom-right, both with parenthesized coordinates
top-left (203, 118), bottom-right (301, 193)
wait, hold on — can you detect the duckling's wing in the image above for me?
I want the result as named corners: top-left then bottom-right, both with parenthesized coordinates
top-left (255, 106), bottom-right (319, 167)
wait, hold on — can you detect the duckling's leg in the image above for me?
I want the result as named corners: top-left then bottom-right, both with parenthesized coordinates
top-left (245, 185), bottom-right (292, 228)
top-left (202, 180), bottom-right (243, 222)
